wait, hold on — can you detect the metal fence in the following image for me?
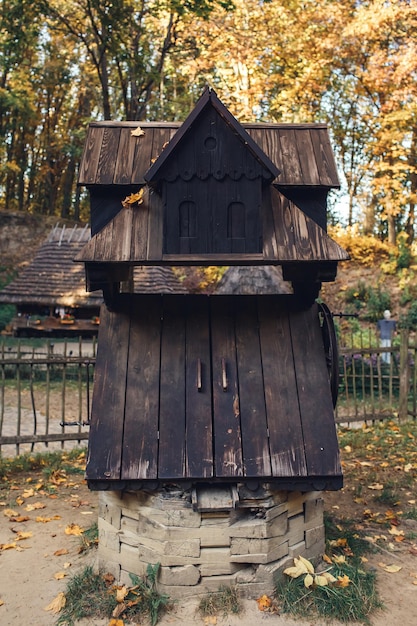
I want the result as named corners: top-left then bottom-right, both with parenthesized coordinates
top-left (336, 329), bottom-right (416, 424)
top-left (0, 338), bottom-right (96, 456)
top-left (1, 331), bottom-right (416, 456)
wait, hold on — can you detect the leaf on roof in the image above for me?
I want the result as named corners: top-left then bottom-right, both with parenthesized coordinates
top-left (131, 126), bottom-right (145, 137)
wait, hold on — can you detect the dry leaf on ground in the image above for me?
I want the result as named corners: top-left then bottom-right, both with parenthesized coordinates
top-left (44, 592), bottom-right (66, 614)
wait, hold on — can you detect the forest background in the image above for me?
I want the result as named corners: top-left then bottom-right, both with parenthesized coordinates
top-left (1, 0), bottom-right (417, 250)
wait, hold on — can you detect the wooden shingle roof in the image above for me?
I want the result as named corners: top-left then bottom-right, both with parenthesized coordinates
top-left (0, 225), bottom-right (102, 308)
top-left (78, 123), bottom-right (340, 188)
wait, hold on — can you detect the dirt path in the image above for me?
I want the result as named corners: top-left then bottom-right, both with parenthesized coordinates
top-left (1, 470), bottom-right (417, 625)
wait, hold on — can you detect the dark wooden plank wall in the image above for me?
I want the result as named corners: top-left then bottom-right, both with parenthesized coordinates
top-left (86, 300), bottom-right (131, 480)
top-left (86, 295), bottom-right (341, 484)
top-left (78, 123), bottom-right (340, 188)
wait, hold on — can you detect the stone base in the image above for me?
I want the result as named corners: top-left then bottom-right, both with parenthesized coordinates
top-left (97, 484), bottom-right (325, 598)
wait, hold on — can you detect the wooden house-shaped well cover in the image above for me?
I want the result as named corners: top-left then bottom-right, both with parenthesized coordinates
top-left (77, 88), bottom-right (349, 492)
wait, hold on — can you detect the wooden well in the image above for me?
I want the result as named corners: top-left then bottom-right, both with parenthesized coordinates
top-left (77, 88), bottom-right (348, 593)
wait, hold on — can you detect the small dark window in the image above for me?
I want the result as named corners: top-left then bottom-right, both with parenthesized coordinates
top-left (179, 201), bottom-right (197, 238)
top-left (227, 202), bottom-right (246, 239)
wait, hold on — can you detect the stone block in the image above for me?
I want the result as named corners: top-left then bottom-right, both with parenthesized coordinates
top-left (163, 539), bottom-right (200, 558)
top-left (229, 511), bottom-right (288, 539)
top-left (98, 517), bottom-right (121, 552)
top-left (230, 538), bottom-right (288, 564)
top-left (287, 491), bottom-right (304, 517)
top-left (286, 514), bottom-right (305, 546)
top-left (305, 525), bottom-right (325, 551)
top-left (304, 498), bottom-right (324, 528)
top-left (288, 540), bottom-right (306, 558)
top-left (119, 543), bottom-right (143, 575)
top-left (159, 565), bottom-right (200, 586)
top-left (120, 514), bottom-right (138, 534)
top-left (200, 561), bottom-right (244, 576)
top-left (200, 547), bottom-right (231, 564)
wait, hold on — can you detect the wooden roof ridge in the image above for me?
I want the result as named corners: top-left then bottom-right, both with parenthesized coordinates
top-left (144, 87), bottom-right (280, 184)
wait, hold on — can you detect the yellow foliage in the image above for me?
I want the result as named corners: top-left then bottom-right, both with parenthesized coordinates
top-left (328, 225), bottom-right (392, 267)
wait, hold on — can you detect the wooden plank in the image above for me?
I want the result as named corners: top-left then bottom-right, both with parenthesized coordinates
top-left (113, 128), bottom-right (138, 184)
top-left (147, 187), bottom-right (164, 260)
top-left (295, 129), bottom-right (321, 185)
top-left (78, 126), bottom-right (104, 185)
top-left (150, 127), bottom-right (175, 166)
top-left (96, 127), bottom-right (121, 185)
top-left (184, 297), bottom-right (213, 478)
top-left (86, 301), bottom-right (131, 480)
top-left (260, 187), bottom-right (278, 261)
top-left (158, 296), bottom-right (187, 479)
top-left (131, 190), bottom-right (150, 260)
top-left (278, 129), bottom-right (303, 184)
top-left (235, 298), bottom-right (271, 476)
top-left (122, 297), bottom-right (161, 480)
top-left (310, 128), bottom-right (340, 187)
top-left (289, 304), bottom-right (341, 477)
top-left (210, 297), bottom-right (243, 477)
top-left (247, 127), bottom-right (282, 183)
top-left (258, 298), bottom-right (307, 477)
top-left (131, 127), bottom-right (155, 183)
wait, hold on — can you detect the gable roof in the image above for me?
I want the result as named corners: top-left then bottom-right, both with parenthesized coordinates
top-left (145, 88), bottom-right (280, 184)
top-left (78, 123), bottom-right (340, 188)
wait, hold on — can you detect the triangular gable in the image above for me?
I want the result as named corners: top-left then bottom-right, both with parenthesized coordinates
top-left (144, 87), bottom-right (280, 184)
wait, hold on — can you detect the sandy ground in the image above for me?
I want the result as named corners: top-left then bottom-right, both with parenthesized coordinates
top-left (1, 471), bottom-right (417, 626)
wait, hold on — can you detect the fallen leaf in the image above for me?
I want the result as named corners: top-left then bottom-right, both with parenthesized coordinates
top-left (0, 599), bottom-right (4, 606)
top-left (65, 523), bottom-right (83, 536)
top-left (36, 515), bottom-right (61, 523)
top-left (116, 586), bottom-right (128, 603)
top-left (54, 572), bottom-right (67, 580)
top-left (16, 531), bottom-right (32, 540)
top-left (315, 574), bottom-right (330, 587)
top-left (256, 594), bottom-right (272, 611)
top-left (323, 554), bottom-right (333, 564)
top-left (0, 542), bottom-right (17, 551)
top-left (203, 618), bottom-right (217, 625)
top-left (9, 515), bottom-right (30, 523)
top-left (15, 496), bottom-right (24, 505)
top-left (368, 483), bottom-right (384, 490)
top-left (44, 592), bottom-right (66, 614)
top-left (378, 562), bottom-right (402, 573)
top-left (54, 548), bottom-right (69, 557)
top-left (22, 488), bottom-right (35, 498)
top-left (25, 502), bottom-right (46, 511)
top-left (3, 508), bottom-right (18, 517)
top-left (333, 554), bottom-right (346, 564)
top-left (389, 526), bottom-right (404, 536)
top-left (304, 573), bottom-right (314, 588)
top-left (336, 574), bottom-right (351, 587)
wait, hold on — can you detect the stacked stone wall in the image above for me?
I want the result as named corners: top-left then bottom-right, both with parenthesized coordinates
top-left (97, 485), bottom-right (325, 598)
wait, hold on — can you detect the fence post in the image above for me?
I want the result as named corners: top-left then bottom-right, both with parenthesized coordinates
top-left (399, 328), bottom-right (410, 422)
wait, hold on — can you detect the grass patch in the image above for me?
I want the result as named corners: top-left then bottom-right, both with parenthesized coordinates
top-left (275, 561), bottom-right (382, 624)
top-left (56, 566), bottom-right (116, 625)
top-left (0, 448), bottom-right (87, 482)
top-left (275, 514), bottom-right (383, 624)
top-left (56, 563), bottom-right (170, 626)
top-left (198, 585), bottom-right (242, 618)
